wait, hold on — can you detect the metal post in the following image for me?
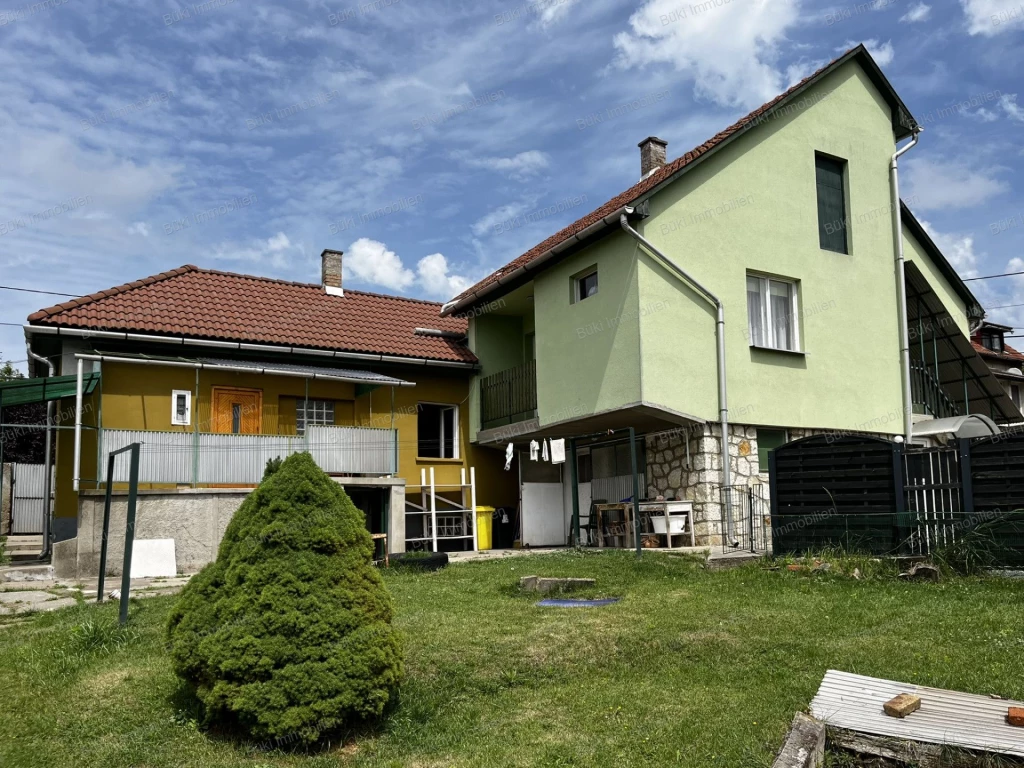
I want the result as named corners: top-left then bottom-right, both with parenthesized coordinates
top-left (429, 467), bottom-right (437, 553)
top-left (748, 486), bottom-right (755, 554)
top-left (958, 438), bottom-right (974, 516)
top-left (569, 438), bottom-right (580, 546)
top-left (470, 467), bottom-right (478, 552)
top-left (962, 361), bottom-right (970, 416)
top-left (73, 358), bottom-right (84, 492)
top-left (304, 378), bottom-right (310, 452)
top-left (192, 368), bottom-right (199, 487)
top-left (118, 443), bottom-right (141, 626)
top-left (629, 427), bottom-right (641, 559)
top-left (97, 453), bottom-right (116, 602)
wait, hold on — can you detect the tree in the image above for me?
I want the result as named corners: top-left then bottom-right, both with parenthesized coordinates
top-left (166, 452), bottom-right (403, 746)
top-left (0, 355), bottom-right (45, 464)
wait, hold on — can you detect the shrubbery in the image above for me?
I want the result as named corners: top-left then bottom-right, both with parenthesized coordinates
top-left (166, 452), bottom-right (402, 746)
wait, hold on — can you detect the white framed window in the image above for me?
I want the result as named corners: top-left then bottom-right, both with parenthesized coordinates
top-left (572, 267), bottom-right (598, 303)
top-left (296, 399), bottom-right (335, 435)
top-left (747, 274), bottom-right (800, 352)
top-left (171, 390), bottom-right (192, 426)
top-left (417, 403), bottom-right (459, 459)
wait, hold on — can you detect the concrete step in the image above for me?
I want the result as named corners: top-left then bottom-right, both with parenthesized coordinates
top-left (4, 536), bottom-right (45, 560)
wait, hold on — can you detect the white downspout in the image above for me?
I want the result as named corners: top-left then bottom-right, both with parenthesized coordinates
top-left (73, 358), bottom-right (83, 491)
top-left (891, 126), bottom-right (923, 444)
top-left (25, 342), bottom-right (55, 558)
top-left (619, 211), bottom-right (735, 543)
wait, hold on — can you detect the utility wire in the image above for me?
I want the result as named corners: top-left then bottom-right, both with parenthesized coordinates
top-left (963, 270), bottom-right (1024, 282)
top-left (0, 284), bottom-right (78, 297)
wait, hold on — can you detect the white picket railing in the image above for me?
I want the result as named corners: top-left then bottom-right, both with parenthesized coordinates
top-left (100, 426), bottom-right (397, 485)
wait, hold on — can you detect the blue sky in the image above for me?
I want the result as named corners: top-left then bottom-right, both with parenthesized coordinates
top-left (0, 0), bottom-right (1022, 372)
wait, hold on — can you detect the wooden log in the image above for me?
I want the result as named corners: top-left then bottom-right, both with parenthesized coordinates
top-left (772, 713), bottom-right (825, 768)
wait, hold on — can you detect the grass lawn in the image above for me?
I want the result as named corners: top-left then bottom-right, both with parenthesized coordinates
top-left (2, 550), bottom-right (1024, 767)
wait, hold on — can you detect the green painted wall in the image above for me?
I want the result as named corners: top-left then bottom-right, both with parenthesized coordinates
top-left (638, 63), bottom-right (909, 433)
top-left (532, 229), bottom-right (643, 426)
top-left (903, 226), bottom-right (969, 335)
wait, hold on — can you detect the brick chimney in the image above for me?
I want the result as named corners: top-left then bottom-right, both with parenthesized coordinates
top-left (638, 136), bottom-right (668, 178)
top-left (321, 249), bottom-right (343, 296)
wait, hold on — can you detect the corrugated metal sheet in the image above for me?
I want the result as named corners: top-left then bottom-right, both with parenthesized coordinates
top-left (810, 670), bottom-right (1024, 757)
top-left (101, 426), bottom-right (397, 485)
top-left (11, 463), bottom-right (52, 534)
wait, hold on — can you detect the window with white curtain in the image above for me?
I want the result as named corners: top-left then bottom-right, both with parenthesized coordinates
top-left (746, 274), bottom-right (800, 351)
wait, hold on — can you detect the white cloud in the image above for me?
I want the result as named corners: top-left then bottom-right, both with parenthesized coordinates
top-left (127, 221), bottom-right (150, 237)
top-left (472, 202), bottom-right (532, 237)
top-left (612, 0), bottom-right (800, 109)
top-left (961, 0), bottom-right (1024, 35)
top-left (839, 39), bottom-right (894, 67)
top-left (416, 253), bottom-right (474, 299)
top-left (900, 2), bottom-right (932, 22)
top-left (344, 238), bottom-right (473, 299)
top-left (968, 107), bottom-right (1000, 122)
top-left (903, 158), bottom-right (1010, 210)
top-left (206, 232), bottom-right (299, 270)
top-left (345, 237), bottom-right (416, 291)
top-left (1000, 93), bottom-right (1024, 122)
top-left (461, 150), bottom-right (550, 181)
top-left (919, 219), bottom-right (981, 278)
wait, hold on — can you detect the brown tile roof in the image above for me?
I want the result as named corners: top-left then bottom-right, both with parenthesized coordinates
top-left (448, 44), bottom-right (910, 313)
top-left (27, 266), bottom-right (475, 364)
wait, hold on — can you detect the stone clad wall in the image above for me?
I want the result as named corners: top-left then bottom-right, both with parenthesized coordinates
top-left (645, 424), bottom-right (871, 546)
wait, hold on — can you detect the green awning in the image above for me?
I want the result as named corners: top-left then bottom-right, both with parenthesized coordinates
top-left (0, 373), bottom-right (100, 408)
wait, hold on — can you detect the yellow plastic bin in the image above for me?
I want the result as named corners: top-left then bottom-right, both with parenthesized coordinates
top-left (475, 506), bottom-right (495, 550)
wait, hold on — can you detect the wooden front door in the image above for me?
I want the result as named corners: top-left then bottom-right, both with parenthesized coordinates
top-left (211, 387), bottom-right (263, 434)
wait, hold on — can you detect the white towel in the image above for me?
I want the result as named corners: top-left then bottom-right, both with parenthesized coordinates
top-left (529, 440), bottom-right (539, 461)
top-left (504, 442), bottom-right (514, 471)
top-left (541, 439), bottom-right (549, 462)
top-left (550, 438), bottom-right (566, 464)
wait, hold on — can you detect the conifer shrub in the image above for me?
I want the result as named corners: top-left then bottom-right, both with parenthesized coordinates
top-left (166, 452), bottom-right (402, 745)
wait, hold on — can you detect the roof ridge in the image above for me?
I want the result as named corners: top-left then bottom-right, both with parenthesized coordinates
top-left (194, 267), bottom-right (447, 306)
top-left (27, 265), bottom-right (199, 322)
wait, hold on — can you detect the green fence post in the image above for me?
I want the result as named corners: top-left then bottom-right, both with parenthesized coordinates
top-left (118, 443), bottom-right (141, 626)
top-left (97, 453), bottom-right (116, 603)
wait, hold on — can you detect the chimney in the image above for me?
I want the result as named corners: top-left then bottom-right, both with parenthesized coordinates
top-left (638, 136), bottom-right (668, 178)
top-left (321, 249), bottom-right (343, 296)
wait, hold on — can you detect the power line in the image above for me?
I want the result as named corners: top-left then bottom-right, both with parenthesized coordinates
top-left (0, 284), bottom-right (78, 297)
top-left (963, 270), bottom-right (1024, 282)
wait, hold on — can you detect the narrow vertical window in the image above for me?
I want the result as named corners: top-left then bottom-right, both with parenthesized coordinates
top-left (815, 154), bottom-right (848, 254)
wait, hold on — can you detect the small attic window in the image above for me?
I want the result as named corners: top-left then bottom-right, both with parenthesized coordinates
top-left (981, 331), bottom-right (1004, 353)
top-left (572, 267), bottom-right (598, 303)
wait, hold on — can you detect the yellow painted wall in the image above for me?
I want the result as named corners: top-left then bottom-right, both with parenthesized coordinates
top-left (52, 360), bottom-right (517, 526)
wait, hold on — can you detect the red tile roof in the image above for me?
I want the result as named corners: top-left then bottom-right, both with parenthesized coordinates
top-left (971, 339), bottom-right (1024, 365)
top-left (448, 45), bottom-right (908, 313)
top-left (27, 266), bottom-right (475, 364)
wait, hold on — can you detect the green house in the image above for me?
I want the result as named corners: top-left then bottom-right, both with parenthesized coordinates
top-left (442, 45), bottom-right (1019, 548)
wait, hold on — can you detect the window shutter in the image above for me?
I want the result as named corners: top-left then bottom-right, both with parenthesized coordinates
top-left (815, 155), bottom-right (847, 254)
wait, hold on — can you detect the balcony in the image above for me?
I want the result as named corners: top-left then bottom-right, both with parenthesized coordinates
top-left (99, 425), bottom-right (398, 485)
top-left (910, 360), bottom-right (960, 419)
top-left (480, 360), bottom-right (537, 429)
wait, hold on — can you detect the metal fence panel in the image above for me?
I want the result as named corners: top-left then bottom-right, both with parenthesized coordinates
top-left (101, 426), bottom-right (398, 486)
top-left (11, 463), bottom-right (52, 534)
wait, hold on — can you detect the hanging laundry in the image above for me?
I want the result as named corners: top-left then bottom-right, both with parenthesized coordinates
top-left (504, 442), bottom-right (514, 471)
top-left (550, 438), bottom-right (566, 464)
top-left (529, 440), bottom-right (540, 461)
top-left (541, 439), bottom-right (549, 462)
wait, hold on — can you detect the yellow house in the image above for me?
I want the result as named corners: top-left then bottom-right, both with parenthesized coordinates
top-left (24, 251), bottom-right (515, 563)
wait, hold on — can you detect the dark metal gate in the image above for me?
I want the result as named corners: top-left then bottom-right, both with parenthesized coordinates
top-left (720, 484), bottom-right (769, 553)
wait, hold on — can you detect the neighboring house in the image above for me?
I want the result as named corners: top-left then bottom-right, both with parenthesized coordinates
top-left (442, 45), bottom-right (1020, 547)
top-left (23, 250), bottom-right (515, 560)
top-left (971, 321), bottom-right (1024, 412)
